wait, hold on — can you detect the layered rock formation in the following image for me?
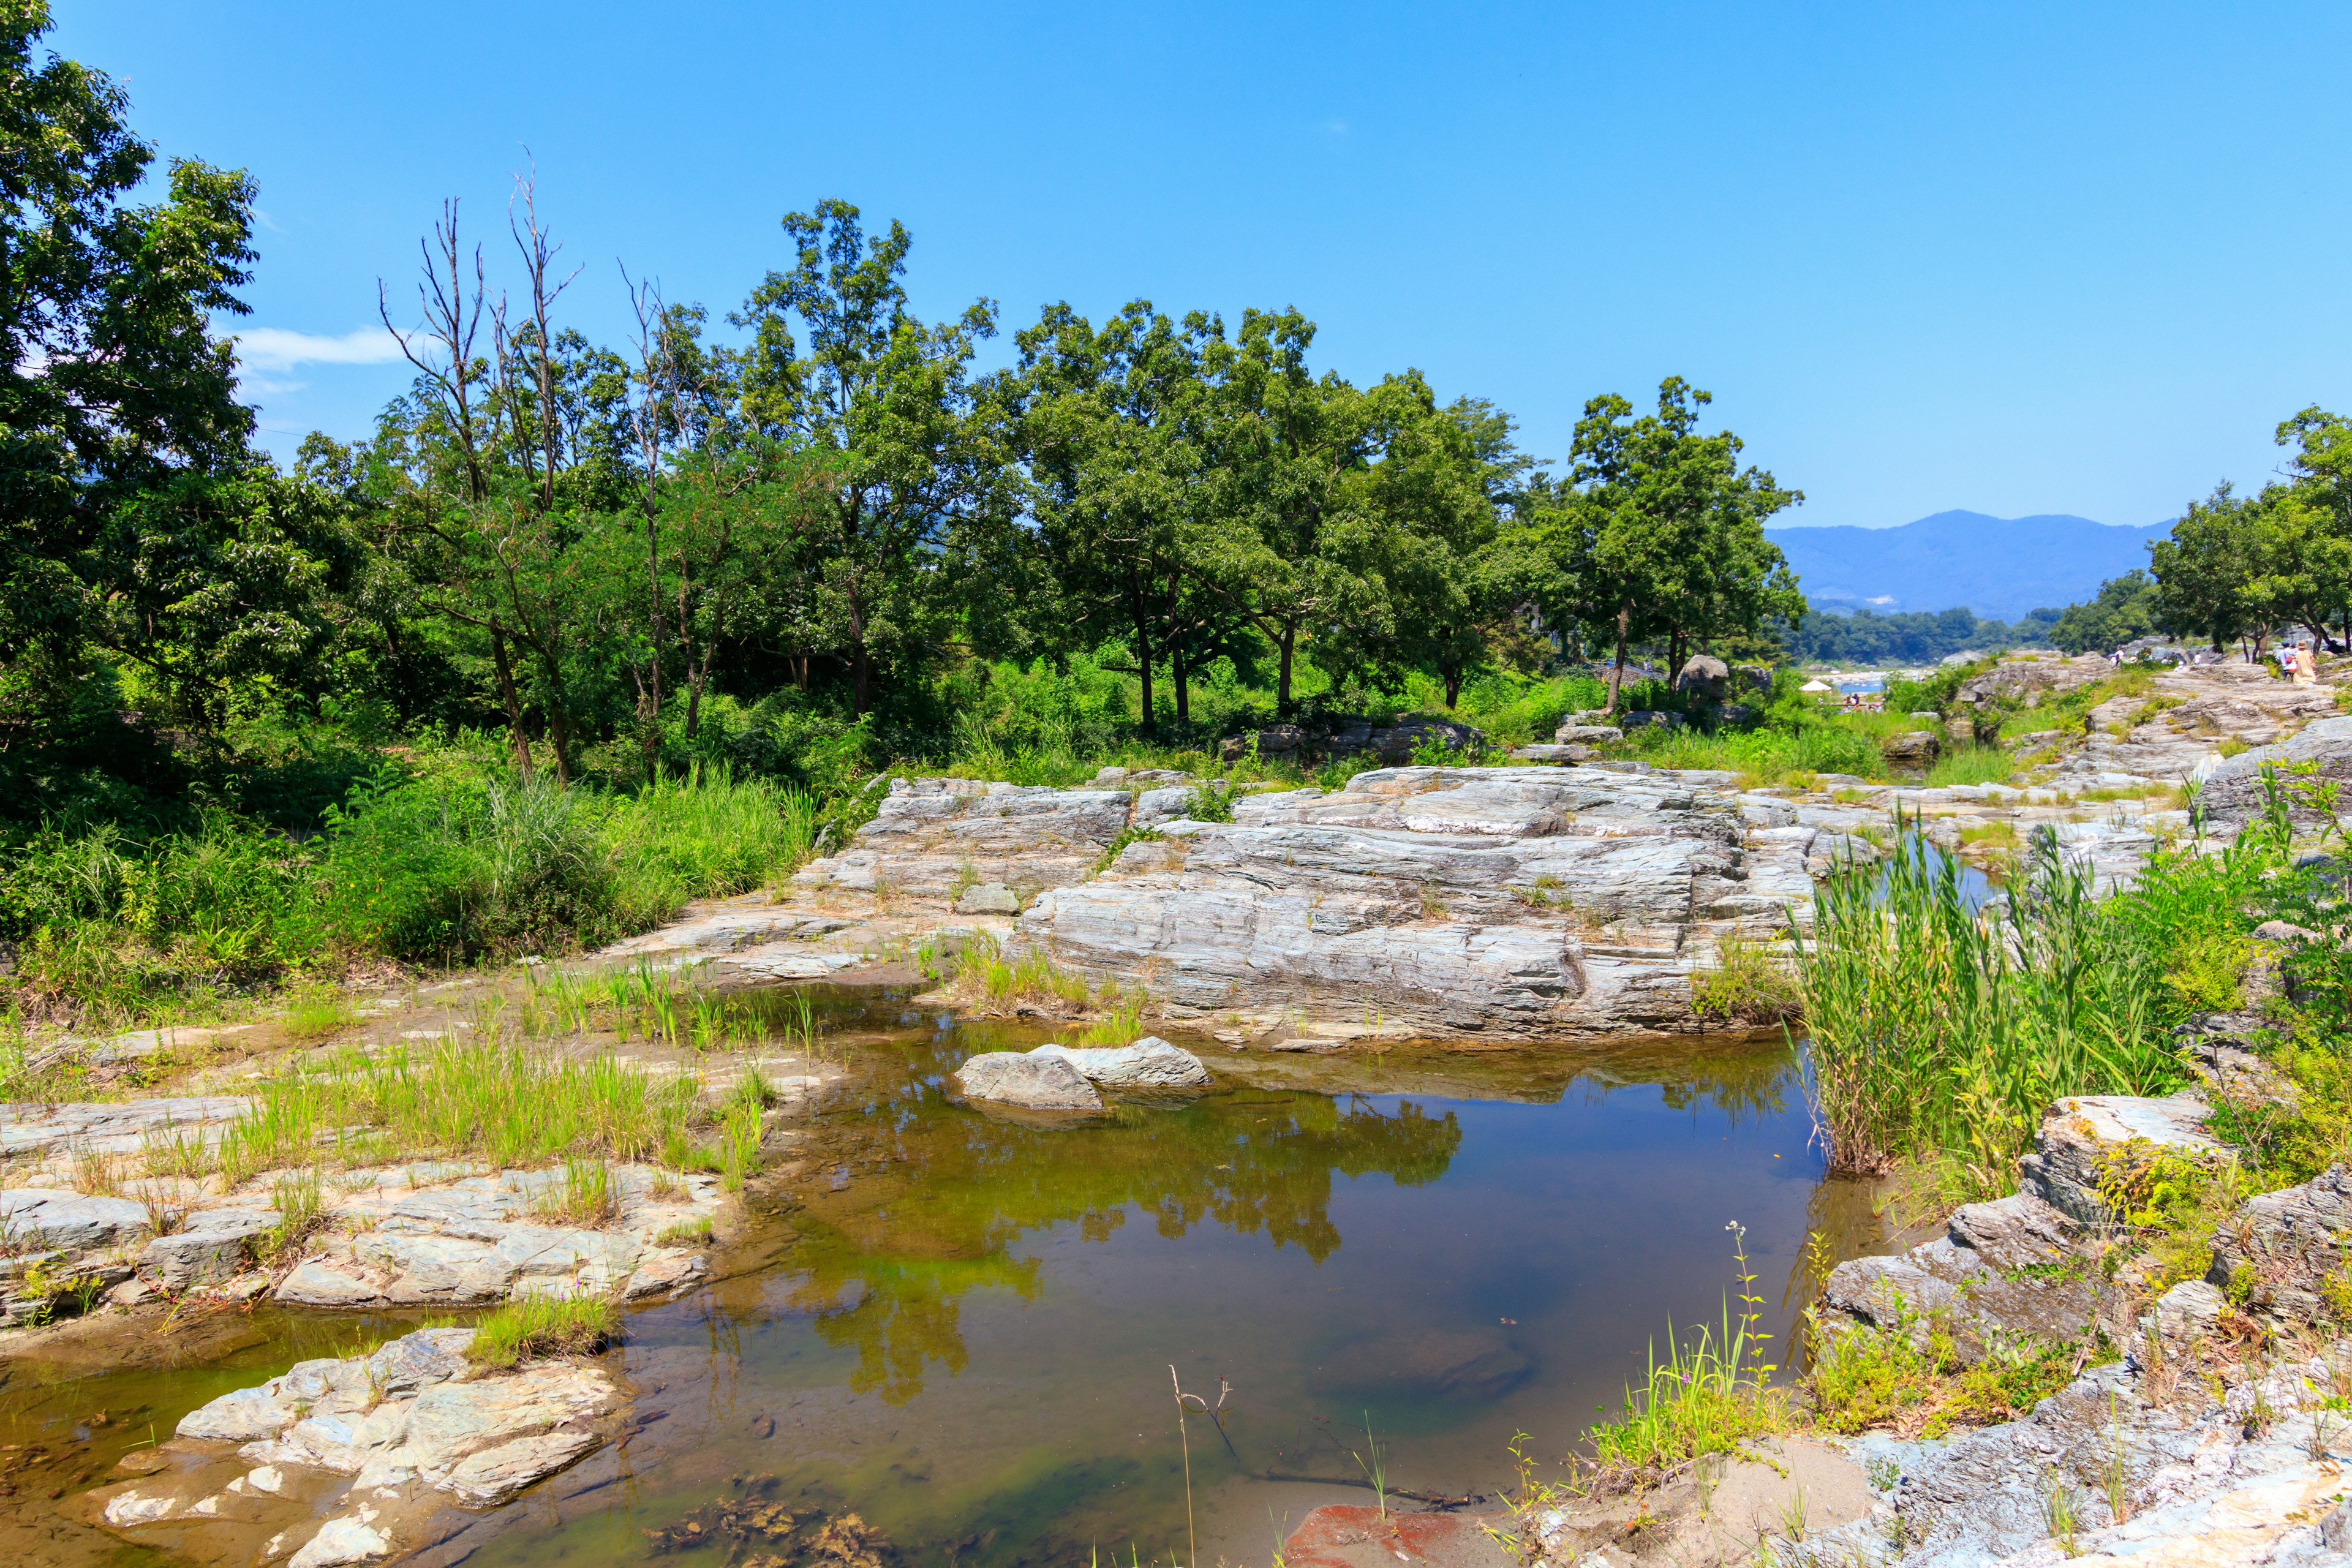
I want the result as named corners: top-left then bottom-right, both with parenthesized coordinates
top-left (788, 765), bottom-right (1834, 1039)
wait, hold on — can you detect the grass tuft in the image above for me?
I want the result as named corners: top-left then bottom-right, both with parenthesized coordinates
top-left (464, 1294), bottom-right (619, 1369)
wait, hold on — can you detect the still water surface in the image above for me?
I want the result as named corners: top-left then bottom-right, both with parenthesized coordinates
top-left (2, 993), bottom-right (1882, 1567)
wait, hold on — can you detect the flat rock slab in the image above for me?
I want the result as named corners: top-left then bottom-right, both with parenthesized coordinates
top-left (0, 1095), bottom-right (252, 1161)
top-left (85, 1327), bottom-right (618, 1568)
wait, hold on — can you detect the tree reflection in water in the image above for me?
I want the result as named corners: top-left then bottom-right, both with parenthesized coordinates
top-left (766, 1031), bottom-right (1464, 1403)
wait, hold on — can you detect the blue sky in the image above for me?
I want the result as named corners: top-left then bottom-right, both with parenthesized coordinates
top-left (51, 1), bottom-right (2352, 529)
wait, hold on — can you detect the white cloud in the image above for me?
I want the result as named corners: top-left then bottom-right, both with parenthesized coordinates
top-left (233, 326), bottom-right (407, 374)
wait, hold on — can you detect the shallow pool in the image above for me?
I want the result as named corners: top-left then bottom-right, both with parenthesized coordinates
top-left (2, 995), bottom-right (1890, 1568)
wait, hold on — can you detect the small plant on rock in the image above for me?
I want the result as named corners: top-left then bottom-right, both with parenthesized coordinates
top-left (465, 1294), bottom-right (618, 1369)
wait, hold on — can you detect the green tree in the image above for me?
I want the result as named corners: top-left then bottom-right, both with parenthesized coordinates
top-left (2147, 484), bottom-right (2261, 651)
top-left (1517, 380), bottom-right (1803, 714)
top-left (1018, 301), bottom-right (1218, 731)
top-left (731, 199), bottom-right (1020, 716)
top-left (1190, 309), bottom-right (1388, 710)
top-left (0, 3), bottom-right (261, 786)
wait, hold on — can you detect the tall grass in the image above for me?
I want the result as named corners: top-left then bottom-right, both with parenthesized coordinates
top-left (465, 1294), bottom-right (618, 1368)
top-left (216, 1036), bottom-right (703, 1186)
top-left (1625, 723), bottom-right (1884, 784)
top-left (1793, 820), bottom-right (2192, 1184)
top-left (2, 764), bottom-right (820, 1021)
top-left (1924, 745), bottom-right (2016, 788)
top-left (1585, 1223), bottom-right (1787, 1473)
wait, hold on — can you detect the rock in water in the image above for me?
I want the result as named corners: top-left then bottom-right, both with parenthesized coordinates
top-left (952, 1051), bottom-right (1105, 1111)
top-left (86, 1327), bottom-right (618, 1568)
top-left (1032, 1036), bottom-right (1211, 1089)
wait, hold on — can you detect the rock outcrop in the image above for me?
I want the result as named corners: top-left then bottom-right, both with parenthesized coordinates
top-left (85, 1327), bottom-right (618, 1567)
top-left (2198, 713), bottom-right (2352, 829)
top-left (788, 764), bottom-right (1828, 1039)
top-left (1817, 1193), bottom-right (2125, 1362)
top-left (2016, 1092), bottom-right (2222, 1226)
top-left (2205, 1161), bottom-right (2352, 1327)
top-left (0, 1148), bottom-right (729, 1325)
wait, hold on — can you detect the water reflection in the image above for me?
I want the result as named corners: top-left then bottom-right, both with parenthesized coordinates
top-left (768, 1026), bottom-right (1468, 1401)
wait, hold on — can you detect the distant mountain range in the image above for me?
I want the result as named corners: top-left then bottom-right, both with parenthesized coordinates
top-left (1766, 511), bottom-right (2172, 624)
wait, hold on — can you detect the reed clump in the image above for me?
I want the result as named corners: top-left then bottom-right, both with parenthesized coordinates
top-left (1792, 818), bottom-right (2196, 1186)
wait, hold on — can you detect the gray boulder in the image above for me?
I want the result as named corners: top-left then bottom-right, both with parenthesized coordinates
top-left (2198, 714), bottom-right (2352, 828)
top-left (1033, 1036), bottom-right (1211, 1090)
top-left (952, 1050), bottom-right (1105, 1112)
top-left (1674, 655), bottom-right (1730, 703)
top-left (1551, 723), bottom-right (1625, 745)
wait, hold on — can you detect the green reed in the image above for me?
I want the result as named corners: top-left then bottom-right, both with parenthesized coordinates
top-left (1792, 816), bottom-right (2184, 1185)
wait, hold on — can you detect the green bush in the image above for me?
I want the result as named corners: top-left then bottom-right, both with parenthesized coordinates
top-left (3, 763), bottom-right (823, 1016)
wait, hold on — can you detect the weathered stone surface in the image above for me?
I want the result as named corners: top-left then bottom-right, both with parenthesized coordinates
top-left (93, 1327), bottom-right (619, 1568)
top-left (952, 881), bottom-right (1019, 914)
top-left (1880, 728), bottom-right (1941, 766)
top-left (141, 1213), bottom-right (272, 1289)
top-left (2199, 714), bottom-right (2352, 827)
top-left (1819, 1193), bottom-right (2120, 1363)
top-left (1956, 651), bottom-right (2114, 708)
top-left (951, 1050), bottom-right (1105, 1112)
top-left (2206, 1163), bottom-right (2352, 1327)
top-left (1032, 1036), bottom-right (1211, 1089)
top-left (2018, 1093), bottom-right (2221, 1226)
top-left (1550, 722), bottom-right (1624, 745)
top-left (0, 1188), bottom-right (151, 1252)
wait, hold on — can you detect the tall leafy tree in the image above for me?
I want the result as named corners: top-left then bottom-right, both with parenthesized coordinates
top-left (731, 200), bottom-right (1020, 715)
top-left (0, 2), bottom-right (261, 769)
top-left (1518, 380), bottom-right (1802, 714)
top-left (1019, 301), bottom-right (1217, 731)
top-left (2147, 483), bottom-right (2262, 651)
top-left (1190, 309), bottom-right (1389, 710)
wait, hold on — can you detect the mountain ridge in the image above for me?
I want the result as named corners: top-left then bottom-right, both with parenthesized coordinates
top-left (1766, 510), bottom-right (2171, 622)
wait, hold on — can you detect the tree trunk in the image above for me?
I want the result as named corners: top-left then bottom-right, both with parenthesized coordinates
top-left (1667, 631), bottom-right (1685, 687)
top-left (539, 650), bottom-right (572, 785)
top-left (490, 621), bottom-right (534, 783)
top-left (1172, 641), bottom-right (1189, 725)
top-left (1605, 605), bottom-right (1630, 716)
top-left (641, 500), bottom-right (663, 775)
top-left (687, 646), bottom-right (712, 737)
top-left (1276, 627), bottom-right (1295, 710)
top-left (1129, 571), bottom-right (1155, 734)
top-left (1444, 666), bottom-right (1463, 709)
